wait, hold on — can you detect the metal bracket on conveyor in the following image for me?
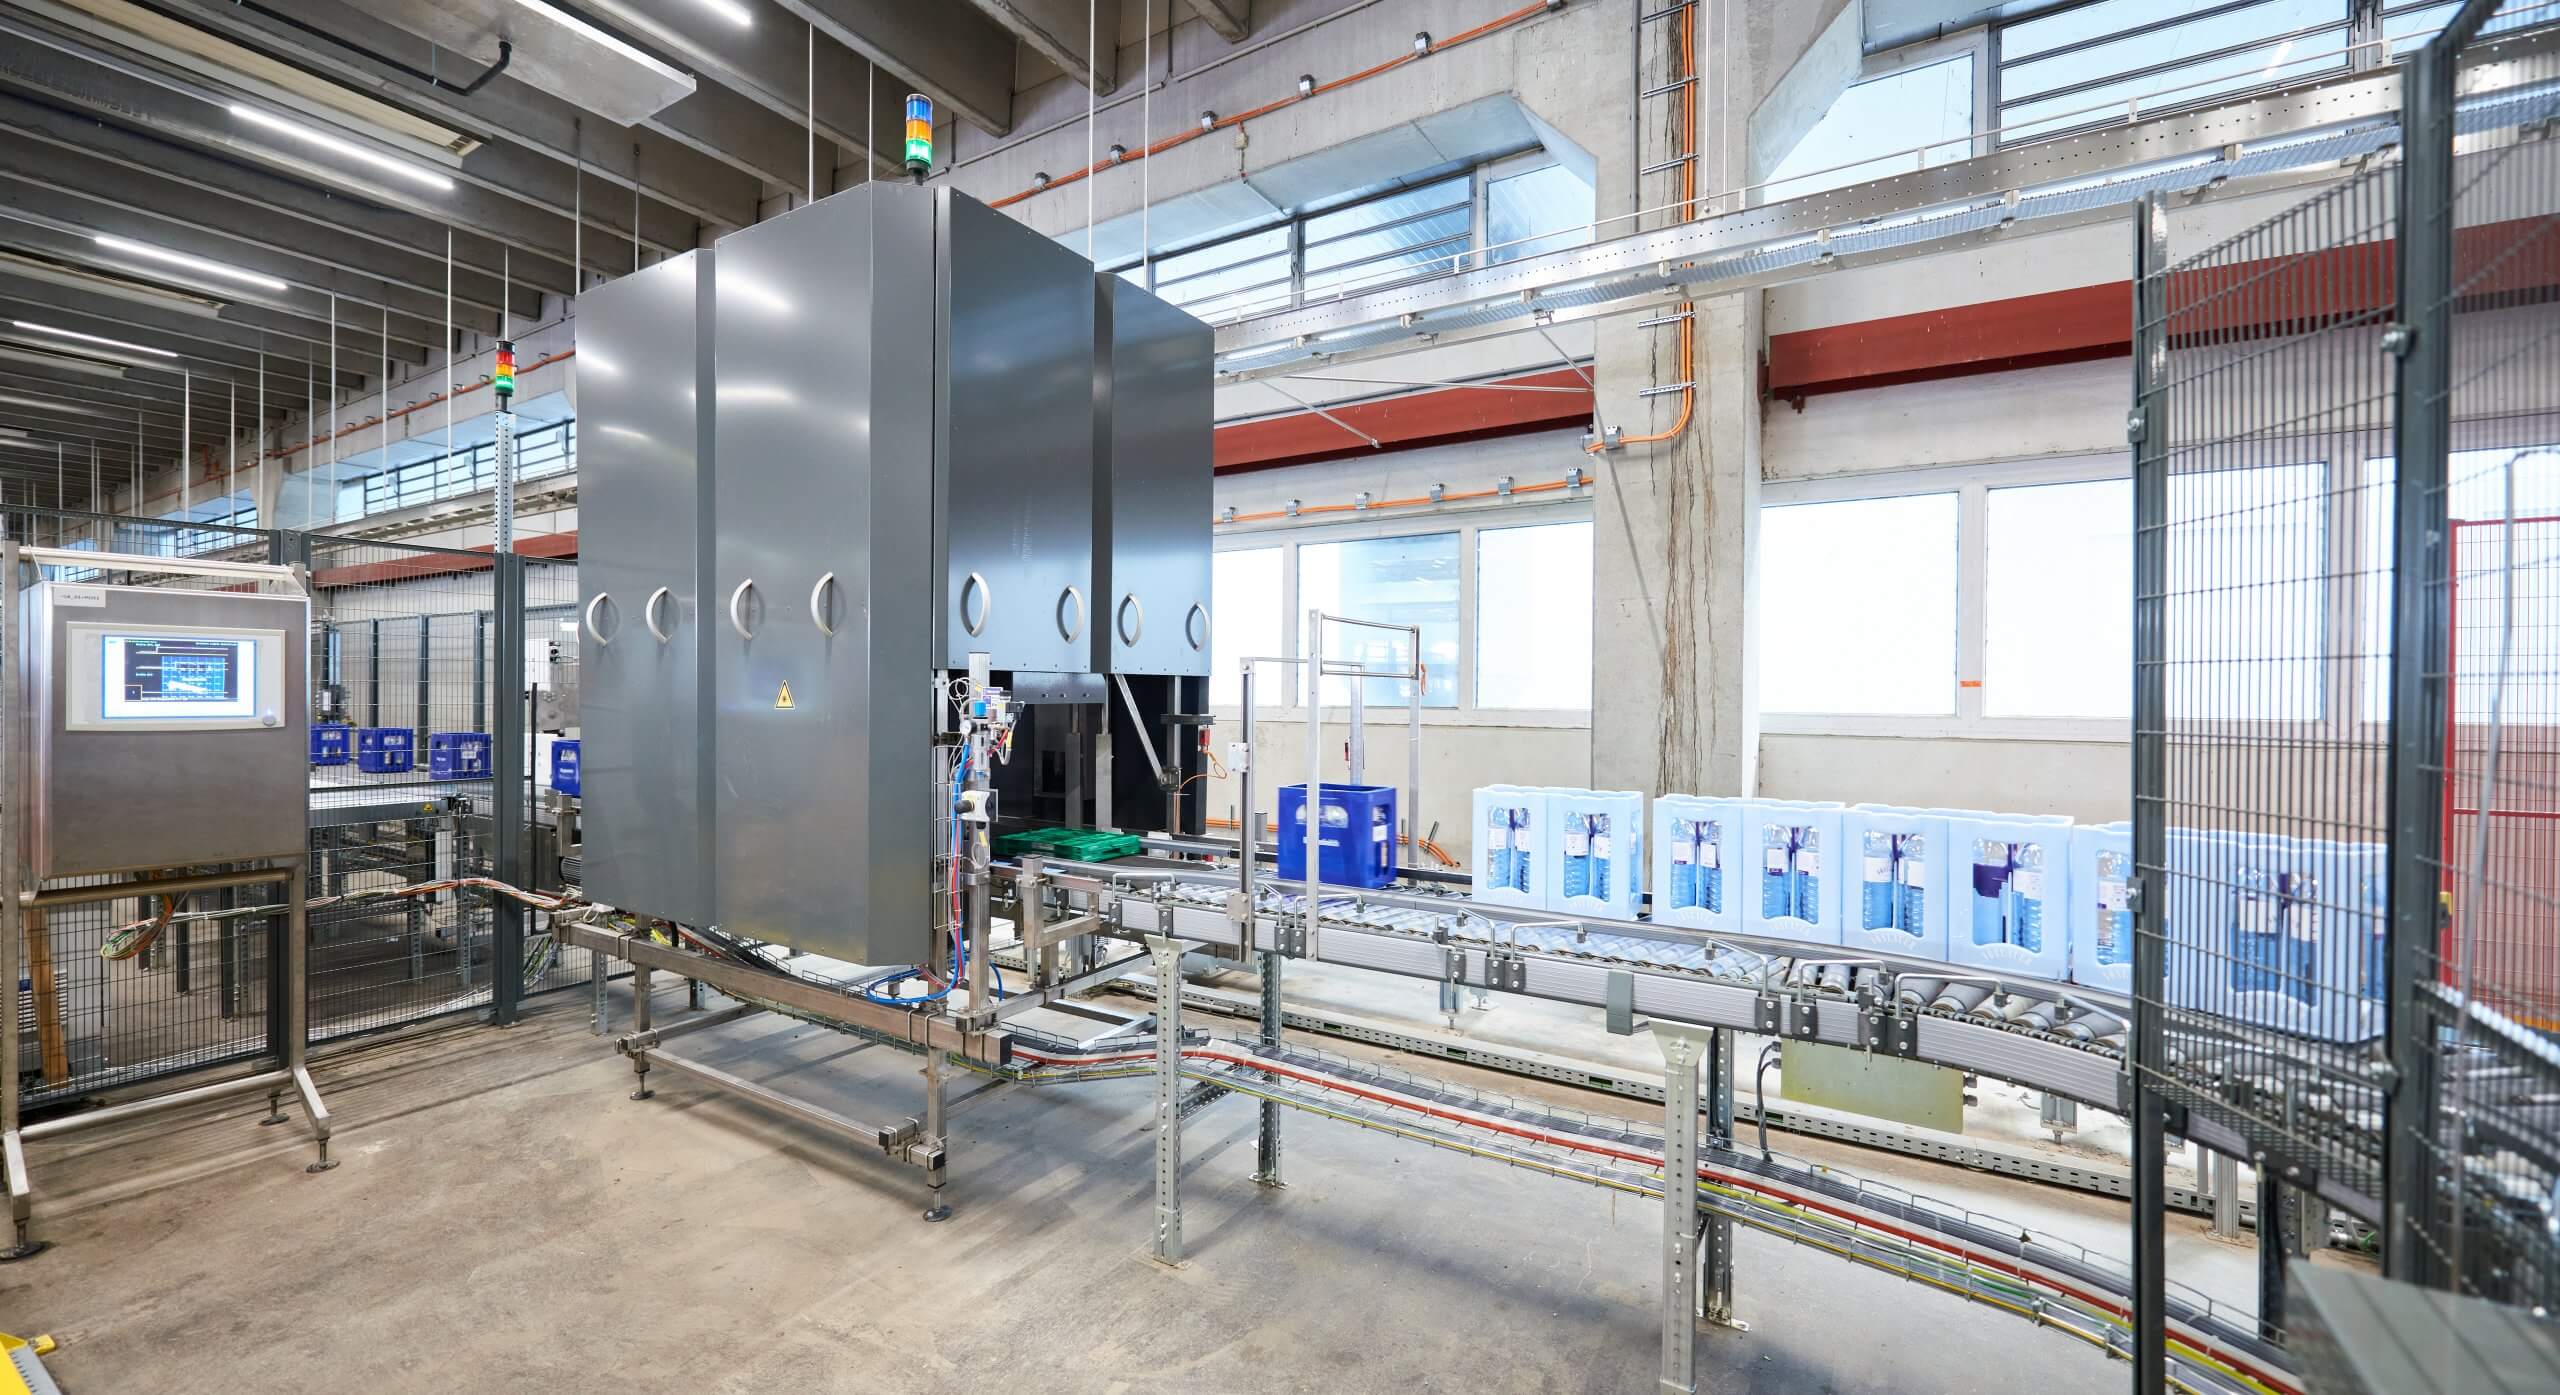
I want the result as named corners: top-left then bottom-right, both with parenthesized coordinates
top-left (1861, 1004), bottom-right (1921, 1059)
top-left (1484, 946), bottom-right (1528, 993)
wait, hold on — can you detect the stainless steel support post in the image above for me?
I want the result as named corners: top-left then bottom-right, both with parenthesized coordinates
top-left (0, 543), bottom-right (33, 1260)
top-left (1149, 933), bottom-right (1185, 1265)
top-left (591, 939), bottom-right (611, 1036)
top-left (2128, 193), bottom-right (2173, 1395)
top-left (628, 964), bottom-right (655, 1100)
top-left (919, 1048), bottom-right (951, 1222)
top-left (491, 553), bottom-right (526, 1025)
top-left (1656, 1022), bottom-right (1710, 1394)
top-left (2258, 1167), bottom-right (2296, 1344)
top-left (2209, 1150), bottom-right (2244, 1241)
top-left (283, 853), bottom-right (335, 1172)
top-left (1700, 1027), bottom-right (1739, 1329)
top-left (1240, 665), bottom-right (1282, 1188)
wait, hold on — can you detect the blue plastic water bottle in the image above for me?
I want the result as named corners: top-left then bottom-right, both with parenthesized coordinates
top-left (1793, 827), bottom-right (1820, 923)
top-left (1897, 833), bottom-right (1929, 940)
top-left (1860, 829), bottom-right (1897, 932)
top-left (1763, 823), bottom-right (1794, 920)
top-left (1668, 820), bottom-right (1698, 910)
top-left (1971, 837), bottom-right (2009, 946)
top-left (2011, 841), bottom-right (2045, 954)
top-left (1699, 823), bottom-right (1722, 914)
top-left (2095, 849), bottom-right (2132, 966)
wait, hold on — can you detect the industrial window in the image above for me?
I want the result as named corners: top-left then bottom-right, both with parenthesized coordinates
top-left (2164, 461), bottom-right (2329, 721)
top-left (157, 498), bottom-right (261, 557)
top-left (1758, 493), bottom-right (1961, 716)
top-left (1098, 155), bottom-right (1596, 323)
top-left (1300, 531), bottom-right (1462, 709)
top-left (350, 419), bottom-right (576, 522)
top-left (1995, 0), bottom-right (2353, 144)
top-left (1984, 479), bottom-right (2132, 718)
top-left (1476, 520), bottom-right (1594, 710)
top-left (2359, 447), bottom-right (2560, 721)
top-left (1760, 56), bottom-right (1977, 204)
top-left (1209, 546), bottom-right (1284, 707)
top-left (1485, 162), bottom-right (1595, 263)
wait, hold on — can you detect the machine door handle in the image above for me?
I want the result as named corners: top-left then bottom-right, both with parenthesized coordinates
top-left (728, 578), bottom-right (758, 640)
top-left (960, 572), bottom-right (991, 637)
top-left (1058, 585), bottom-right (1086, 643)
top-left (1186, 602), bottom-right (1209, 652)
top-left (810, 572), bottom-right (839, 638)
top-left (644, 587), bottom-right (673, 645)
top-left (583, 592), bottom-right (616, 646)
top-left (1116, 593), bottom-right (1144, 647)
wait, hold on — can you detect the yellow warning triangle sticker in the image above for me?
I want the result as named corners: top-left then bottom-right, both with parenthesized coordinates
top-left (775, 680), bottom-right (794, 710)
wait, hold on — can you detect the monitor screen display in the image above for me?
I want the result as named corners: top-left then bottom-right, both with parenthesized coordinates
top-left (100, 634), bottom-right (258, 721)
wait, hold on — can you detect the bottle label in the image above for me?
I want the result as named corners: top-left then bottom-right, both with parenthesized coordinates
top-left (1901, 861), bottom-right (1926, 888)
top-left (2013, 870), bottom-right (2043, 899)
top-left (1672, 842), bottom-right (1693, 864)
top-left (1564, 833), bottom-right (1589, 857)
top-left (1864, 855), bottom-right (1891, 883)
top-left (1765, 849), bottom-right (1787, 873)
top-left (2099, 879), bottom-right (2128, 911)
top-left (1592, 835), bottom-right (1612, 859)
top-left (1700, 843), bottom-right (1718, 869)
top-left (1797, 849), bottom-right (1819, 876)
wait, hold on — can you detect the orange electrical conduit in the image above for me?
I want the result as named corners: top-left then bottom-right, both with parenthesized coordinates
top-left (987, 3), bottom-right (1555, 213)
top-left (1216, 475), bottom-right (1575, 525)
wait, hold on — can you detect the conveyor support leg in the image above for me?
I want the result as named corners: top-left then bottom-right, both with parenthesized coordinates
top-left (1701, 1027), bottom-right (1740, 1329)
top-left (1149, 934), bottom-right (1184, 1265)
top-left (1656, 1022), bottom-right (1710, 1394)
top-left (628, 965), bottom-right (654, 1100)
top-left (1253, 950), bottom-right (1282, 1188)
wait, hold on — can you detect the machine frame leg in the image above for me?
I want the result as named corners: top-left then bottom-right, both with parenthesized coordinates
top-left (1656, 1022), bottom-right (1709, 1394)
top-left (628, 965), bottom-right (655, 1100)
top-left (1252, 950), bottom-right (1283, 1188)
top-left (919, 1048), bottom-right (952, 1223)
top-left (1148, 934), bottom-right (1185, 1265)
top-left (281, 856), bottom-right (336, 1173)
top-left (1699, 1027), bottom-right (1742, 1330)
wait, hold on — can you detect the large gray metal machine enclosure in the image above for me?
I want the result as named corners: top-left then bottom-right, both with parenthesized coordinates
top-left (709, 185), bottom-right (939, 964)
top-left (1094, 277), bottom-right (1212, 677)
top-left (576, 251), bottom-right (716, 927)
top-left (19, 582), bottom-right (308, 878)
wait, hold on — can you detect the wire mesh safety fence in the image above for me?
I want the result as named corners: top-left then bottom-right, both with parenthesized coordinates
top-left (2130, 163), bottom-right (2403, 1223)
top-left (2387, 0), bottom-right (2560, 1309)
top-left (519, 557), bottom-right (595, 1001)
top-left (301, 533), bottom-right (504, 1043)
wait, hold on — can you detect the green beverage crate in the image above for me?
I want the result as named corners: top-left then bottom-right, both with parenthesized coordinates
top-left (994, 826), bottom-right (1144, 862)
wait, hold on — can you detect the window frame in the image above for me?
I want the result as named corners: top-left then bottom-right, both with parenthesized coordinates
top-left (1210, 500), bottom-right (1595, 728)
top-left (1759, 453), bottom-right (2135, 741)
top-left (1990, 0), bottom-right (2361, 146)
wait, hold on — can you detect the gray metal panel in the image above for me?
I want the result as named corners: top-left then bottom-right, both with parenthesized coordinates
top-left (575, 251), bottom-right (714, 926)
top-left (23, 584), bottom-right (307, 877)
top-left (711, 185), bottom-right (935, 965)
top-left (934, 191), bottom-right (1096, 673)
top-left (1096, 278), bottom-right (1212, 676)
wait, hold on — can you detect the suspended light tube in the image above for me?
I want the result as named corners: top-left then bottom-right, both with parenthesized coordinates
top-left (10, 321), bottom-right (178, 358)
top-left (228, 104), bottom-right (457, 192)
top-left (95, 235), bottom-right (290, 292)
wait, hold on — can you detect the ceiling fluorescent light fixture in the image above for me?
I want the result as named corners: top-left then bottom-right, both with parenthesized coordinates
top-left (0, 391), bottom-right (115, 419)
top-left (0, 344), bottom-right (126, 379)
top-left (0, 426), bottom-right (25, 438)
top-left (94, 235), bottom-right (289, 292)
top-left (11, 321), bottom-right (177, 358)
top-left (510, 0), bottom-right (693, 85)
top-left (228, 104), bottom-right (457, 192)
top-left (694, 0), bottom-right (754, 25)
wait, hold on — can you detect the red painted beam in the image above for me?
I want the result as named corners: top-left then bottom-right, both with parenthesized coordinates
top-left (1766, 216), bottom-right (2560, 401)
top-left (1214, 368), bottom-right (1592, 473)
top-left (311, 530), bottom-right (578, 589)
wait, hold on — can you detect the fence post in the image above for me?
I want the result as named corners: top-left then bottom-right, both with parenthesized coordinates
top-left (492, 551), bottom-right (527, 1025)
top-left (2126, 192), bottom-right (2174, 1395)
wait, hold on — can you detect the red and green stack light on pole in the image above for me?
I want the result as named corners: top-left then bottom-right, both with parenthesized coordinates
top-left (493, 340), bottom-right (515, 403)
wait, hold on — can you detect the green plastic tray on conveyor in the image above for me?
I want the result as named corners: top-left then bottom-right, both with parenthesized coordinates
top-left (994, 826), bottom-right (1144, 862)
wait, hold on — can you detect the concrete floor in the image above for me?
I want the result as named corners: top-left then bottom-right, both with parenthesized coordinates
top-left (4, 980), bottom-right (2317, 1394)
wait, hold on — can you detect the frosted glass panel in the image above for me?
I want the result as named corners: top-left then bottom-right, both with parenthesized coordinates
top-left (1986, 480), bottom-right (2133, 717)
top-left (1477, 521), bottom-right (1593, 709)
top-left (1759, 493), bottom-right (1959, 715)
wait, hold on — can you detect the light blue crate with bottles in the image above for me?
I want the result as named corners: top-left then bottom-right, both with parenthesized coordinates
top-left (2068, 821), bottom-right (2134, 992)
top-left (1471, 785), bottom-right (1548, 911)
top-left (1544, 788), bottom-right (1644, 919)
top-left (1651, 794), bottom-right (1745, 933)
top-left (1842, 805), bottom-right (1954, 961)
top-left (2164, 830), bottom-right (2384, 1043)
top-left (1948, 813), bottom-right (2075, 981)
top-left (1744, 800), bottom-right (1844, 946)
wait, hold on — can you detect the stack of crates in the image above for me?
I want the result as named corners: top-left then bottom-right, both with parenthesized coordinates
top-left (1547, 788), bottom-right (1645, 919)
top-left (309, 723), bottom-right (351, 767)
top-left (428, 731), bottom-right (492, 780)
top-left (1277, 783), bottom-right (1398, 889)
top-left (994, 826), bottom-right (1143, 862)
top-left (1841, 805), bottom-right (1952, 960)
top-left (355, 726), bottom-right (413, 774)
top-left (549, 738), bottom-right (581, 796)
top-left (2163, 829), bottom-right (2386, 1043)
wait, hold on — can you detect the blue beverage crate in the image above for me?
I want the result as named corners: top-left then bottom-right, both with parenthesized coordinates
top-left (1277, 783), bottom-right (1397, 889)
top-left (550, 739), bottom-right (581, 796)
top-left (309, 723), bottom-right (352, 767)
top-left (355, 727), bottom-right (413, 774)
top-left (428, 731), bottom-right (492, 780)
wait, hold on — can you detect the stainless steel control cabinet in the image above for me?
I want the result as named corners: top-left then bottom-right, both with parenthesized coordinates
top-left (19, 582), bottom-right (308, 878)
top-left (710, 185), bottom-right (939, 964)
top-left (1094, 277), bottom-right (1213, 676)
top-left (575, 250), bottom-right (716, 927)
